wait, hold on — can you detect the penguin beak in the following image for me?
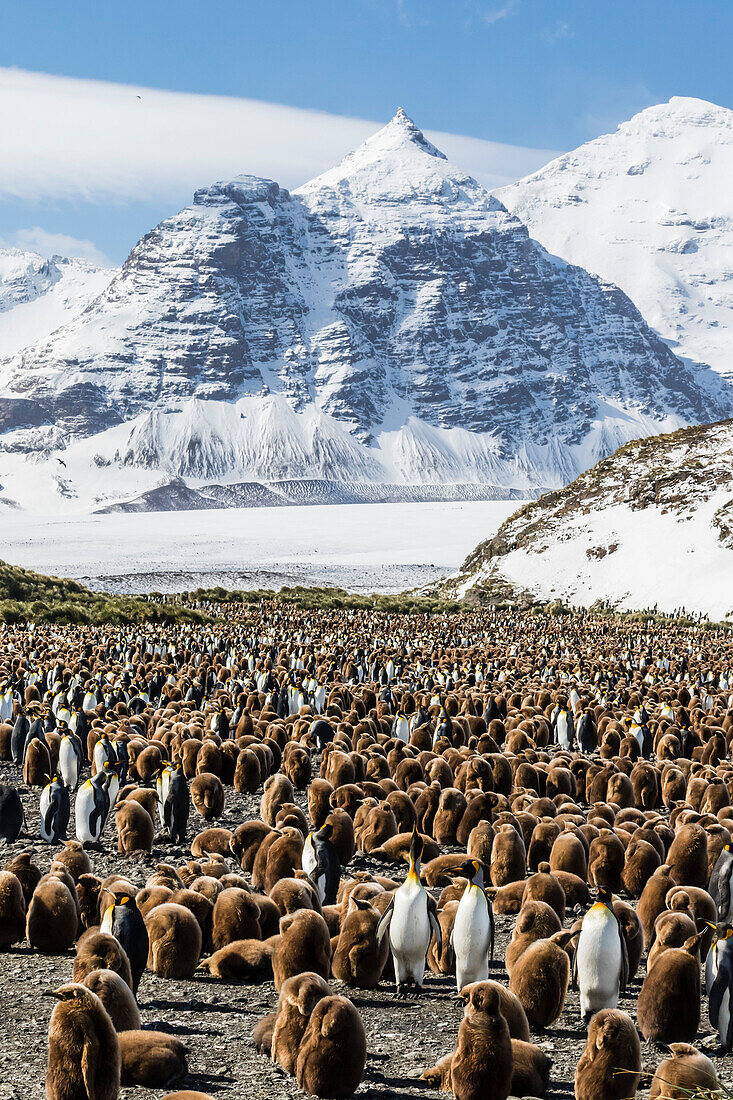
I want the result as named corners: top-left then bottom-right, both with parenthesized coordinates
top-left (43, 990), bottom-right (64, 1000)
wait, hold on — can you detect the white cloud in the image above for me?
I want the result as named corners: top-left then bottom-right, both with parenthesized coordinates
top-left (8, 227), bottom-right (112, 266)
top-left (480, 1), bottom-right (519, 25)
top-left (0, 67), bottom-right (558, 205)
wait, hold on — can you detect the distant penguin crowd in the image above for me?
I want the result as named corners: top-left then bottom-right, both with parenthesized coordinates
top-left (0, 604), bottom-right (732, 1098)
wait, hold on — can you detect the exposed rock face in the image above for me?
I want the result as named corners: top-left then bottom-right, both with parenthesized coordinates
top-left (0, 109), bottom-right (731, 511)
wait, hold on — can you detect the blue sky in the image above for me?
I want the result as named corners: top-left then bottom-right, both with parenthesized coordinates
top-left (0, 0), bottom-right (730, 262)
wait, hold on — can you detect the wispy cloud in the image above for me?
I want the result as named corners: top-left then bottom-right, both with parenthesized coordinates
top-left (0, 68), bottom-right (558, 206)
top-left (478, 0), bottom-right (519, 25)
top-left (395, 0), bottom-right (432, 28)
top-left (6, 227), bottom-right (112, 266)
top-left (543, 21), bottom-right (574, 44)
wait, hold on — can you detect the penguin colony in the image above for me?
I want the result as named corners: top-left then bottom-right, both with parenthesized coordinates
top-left (0, 606), bottom-right (733, 1098)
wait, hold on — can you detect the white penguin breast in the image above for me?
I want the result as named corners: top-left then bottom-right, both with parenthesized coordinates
top-left (453, 888), bottom-right (490, 960)
top-left (577, 909), bottom-right (622, 994)
top-left (391, 878), bottom-right (431, 956)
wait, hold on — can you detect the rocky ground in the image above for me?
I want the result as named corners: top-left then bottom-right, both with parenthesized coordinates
top-left (1, 762), bottom-right (731, 1100)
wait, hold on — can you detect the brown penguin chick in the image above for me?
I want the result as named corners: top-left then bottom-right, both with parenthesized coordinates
top-left (53, 840), bottom-right (92, 882)
top-left (269, 877), bottom-right (318, 916)
top-left (190, 772), bottom-right (225, 821)
top-left (230, 820), bottom-right (273, 872)
top-left (621, 836), bottom-right (661, 898)
top-left (254, 1012), bottom-right (276, 1055)
top-left (198, 938), bottom-right (274, 980)
top-left (369, 830), bottom-right (440, 865)
top-left (211, 887), bottom-right (261, 951)
top-left (467, 821), bottom-right (495, 866)
top-left (145, 902), bottom-right (203, 978)
top-left (508, 934), bottom-right (570, 1029)
top-left (549, 827), bottom-right (587, 881)
top-left (45, 983), bottom-right (121, 1100)
top-left (75, 874), bottom-right (103, 929)
top-left (251, 829), bottom-right (283, 891)
top-left (428, 900), bottom-right (459, 975)
top-left (423, 854), bottom-right (477, 888)
top-left (647, 910), bottom-right (697, 971)
top-left (358, 804), bottom-right (398, 853)
top-left (613, 900), bottom-right (644, 981)
top-left (667, 822), bottom-right (709, 888)
top-left (490, 823), bottom-right (526, 887)
top-left (118, 1030), bottom-right (187, 1087)
top-left (638, 863), bottom-right (675, 949)
top-left (324, 808), bottom-right (356, 866)
top-left (23, 737), bottom-right (51, 787)
top-left (295, 994), bottom-right (367, 1099)
top-left (637, 931), bottom-right (705, 1043)
top-left (550, 870), bottom-right (592, 909)
top-left (264, 828), bottom-right (304, 893)
top-left (271, 971), bottom-right (332, 1074)
top-left (115, 798), bottom-right (154, 855)
top-left (82, 968), bottom-right (141, 1031)
top-left (587, 829), bottom-right (625, 892)
top-left (169, 888), bottom-right (214, 944)
top-left (489, 880), bottom-right (526, 915)
top-left (450, 983), bottom-right (513, 1100)
top-left (261, 773), bottom-right (295, 827)
top-left (506, 901), bottom-right (562, 976)
top-left (191, 827), bottom-right (234, 859)
top-left (433, 788), bottom-right (468, 846)
top-left (135, 884), bottom-right (174, 917)
top-left (332, 897), bottom-right (390, 988)
top-left (510, 1039), bottom-right (551, 1098)
top-left (648, 1043), bottom-right (721, 1100)
top-left (273, 909), bottom-right (332, 991)
top-left (522, 864), bottom-right (566, 923)
top-left (574, 1008), bottom-right (641, 1100)
top-left (121, 787), bottom-right (159, 820)
top-left (458, 981), bottom-right (530, 1041)
top-left (666, 884), bottom-right (717, 933)
top-left (0, 870), bottom-right (26, 948)
top-left (26, 876), bottom-right (78, 953)
top-left (308, 779), bottom-right (335, 830)
top-left (73, 931), bottom-right (133, 989)
top-left (5, 851), bottom-right (42, 905)
top-left (234, 747), bottom-right (263, 794)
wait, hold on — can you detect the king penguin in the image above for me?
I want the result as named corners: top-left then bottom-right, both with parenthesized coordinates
top-left (40, 775), bottom-right (71, 844)
top-left (574, 886), bottom-right (628, 1024)
top-left (75, 768), bottom-right (111, 848)
top-left (377, 827), bottom-right (441, 994)
top-left (451, 858), bottom-right (495, 993)
top-left (101, 891), bottom-right (149, 996)
top-left (162, 764), bottom-right (189, 844)
top-left (302, 822), bottom-right (340, 904)
top-left (708, 922), bottom-right (733, 1051)
top-left (709, 845), bottom-right (733, 922)
top-left (58, 728), bottom-right (83, 791)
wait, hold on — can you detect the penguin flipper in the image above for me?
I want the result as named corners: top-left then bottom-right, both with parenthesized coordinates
top-left (376, 898), bottom-right (394, 947)
top-left (43, 800), bottom-right (57, 838)
top-left (484, 891), bottom-right (496, 965)
top-left (618, 920), bottom-right (629, 995)
top-left (427, 894), bottom-right (442, 956)
top-left (719, 867), bottom-right (731, 922)
top-left (571, 940), bottom-right (579, 991)
top-left (710, 973), bottom-right (725, 1029)
top-left (163, 798), bottom-right (172, 830)
top-left (81, 1036), bottom-right (99, 1099)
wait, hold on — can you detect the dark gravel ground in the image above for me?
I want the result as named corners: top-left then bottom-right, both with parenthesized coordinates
top-left (1, 761), bottom-right (732, 1100)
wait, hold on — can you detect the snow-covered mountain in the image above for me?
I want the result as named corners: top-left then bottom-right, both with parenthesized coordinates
top-left (0, 248), bottom-right (114, 359)
top-left (442, 418), bottom-right (733, 621)
top-left (501, 97), bottom-right (733, 379)
top-left (1, 108), bottom-right (731, 513)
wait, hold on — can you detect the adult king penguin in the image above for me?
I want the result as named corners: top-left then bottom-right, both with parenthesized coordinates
top-left (40, 775), bottom-right (71, 844)
top-left (709, 845), bottom-right (733, 922)
top-left (302, 822), bottom-right (340, 905)
top-left (75, 768), bottom-right (111, 848)
top-left (377, 826), bottom-right (441, 994)
top-left (58, 728), bottom-right (83, 791)
top-left (451, 859), bottom-right (495, 993)
top-left (162, 764), bottom-right (189, 844)
top-left (574, 886), bottom-right (628, 1024)
top-left (101, 890), bottom-right (149, 997)
top-left (707, 922), bottom-right (733, 1050)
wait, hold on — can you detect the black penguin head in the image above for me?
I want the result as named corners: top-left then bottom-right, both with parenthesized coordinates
top-left (408, 826), bottom-right (423, 866)
top-left (596, 886), bottom-right (614, 906)
top-left (708, 921), bottom-right (733, 943)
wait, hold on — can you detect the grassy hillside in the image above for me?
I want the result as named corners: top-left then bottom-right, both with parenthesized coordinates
top-left (0, 560), bottom-right (207, 625)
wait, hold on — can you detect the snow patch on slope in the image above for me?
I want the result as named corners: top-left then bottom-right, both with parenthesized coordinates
top-left (501, 97), bottom-right (733, 379)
